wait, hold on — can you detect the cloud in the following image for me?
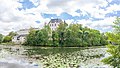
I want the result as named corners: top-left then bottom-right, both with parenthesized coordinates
top-left (0, 0), bottom-right (22, 22)
top-left (77, 17), bottom-right (115, 32)
top-left (0, 0), bottom-right (120, 35)
top-left (0, 0), bottom-right (44, 35)
top-left (29, 0), bottom-right (40, 6)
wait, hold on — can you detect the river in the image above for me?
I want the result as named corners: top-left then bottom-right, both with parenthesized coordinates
top-left (0, 45), bottom-right (112, 68)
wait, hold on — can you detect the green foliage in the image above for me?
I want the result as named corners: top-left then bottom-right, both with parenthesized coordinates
top-left (105, 32), bottom-right (120, 44)
top-left (0, 34), bottom-right (3, 43)
top-left (3, 36), bottom-right (12, 42)
top-left (2, 31), bottom-right (17, 43)
top-left (25, 26), bottom-right (51, 46)
top-left (52, 31), bottom-right (59, 46)
top-left (57, 22), bottom-right (67, 46)
top-left (100, 34), bottom-right (108, 45)
top-left (25, 22), bottom-right (107, 47)
top-left (113, 17), bottom-right (120, 33)
top-left (25, 27), bottom-right (37, 45)
top-left (8, 31), bottom-right (17, 37)
top-left (102, 45), bottom-right (120, 68)
top-left (102, 17), bottom-right (120, 68)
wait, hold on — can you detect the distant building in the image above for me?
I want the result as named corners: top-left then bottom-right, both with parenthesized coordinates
top-left (12, 34), bottom-right (26, 44)
top-left (12, 19), bottom-right (66, 44)
top-left (12, 28), bottom-right (39, 44)
top-left (48, 19), bottom-right (65, 31)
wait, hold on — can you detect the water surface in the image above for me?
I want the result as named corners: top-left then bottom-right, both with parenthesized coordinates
top-left (0, 45), bottom-right (112, 68)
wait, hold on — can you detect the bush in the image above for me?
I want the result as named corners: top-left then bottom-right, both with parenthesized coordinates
top-left (3, 36), bottom-right (12, 42)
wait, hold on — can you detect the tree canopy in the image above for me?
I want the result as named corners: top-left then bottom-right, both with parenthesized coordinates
top-left (2, 31), bottom-right (17, 43)
top-left (102, 17), bottom-right (120, 68)
top-left (25, 22), bottom-right (107, 47)
top-left (3, 36), bottom-right (12, 43)
top-left (0, 34), bottom-right (3, 43)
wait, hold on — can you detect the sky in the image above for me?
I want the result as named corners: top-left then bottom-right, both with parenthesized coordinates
top-left (0, 0), bottom-right (120, 35)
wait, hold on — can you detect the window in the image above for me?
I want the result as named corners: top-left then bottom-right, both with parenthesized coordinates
top-left (17, 37), bottom-right (20, 40)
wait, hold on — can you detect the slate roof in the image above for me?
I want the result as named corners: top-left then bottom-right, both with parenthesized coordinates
top-left (13, 34), bottom-right (26, 40)
top-left (49, 19), bottom-right (63, 23)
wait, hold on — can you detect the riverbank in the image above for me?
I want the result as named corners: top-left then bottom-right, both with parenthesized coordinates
top-left (0, 43), bottom-right (106, 47)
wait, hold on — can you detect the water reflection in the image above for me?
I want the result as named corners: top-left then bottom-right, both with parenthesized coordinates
top-left (0, 45), bottom-right (112, 68)
top-left (24, 47), bottom-right (110, 68)
top-left (0, 45), bottom-right (39, 68)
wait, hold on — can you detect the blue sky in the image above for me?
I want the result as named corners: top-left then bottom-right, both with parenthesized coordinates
top-left (0, 0), bottom-right (120, 35)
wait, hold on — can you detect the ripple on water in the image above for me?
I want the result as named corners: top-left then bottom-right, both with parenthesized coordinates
top-left (0, 45), bottom-right (112, 68)
top-left (0, 47), bottom-right (40, 68)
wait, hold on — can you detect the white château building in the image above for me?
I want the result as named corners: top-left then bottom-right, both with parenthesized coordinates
top-left (48, 19), bottom-right (64, 31)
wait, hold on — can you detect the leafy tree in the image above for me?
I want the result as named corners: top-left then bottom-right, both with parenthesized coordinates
top-left (52, 31), bottom-right (59, 46)
top-left (2, 31), bottom-right (17, 43)
top-left (90, 30), bottom-right (101, 46)
top-left (101, 44), bottom-right (120, 68)
top-left (57, 22), bottom-right (67, 46)
top-left (25, 21), bottom-right (107, 47)
top-left (0, 34), bottom-right (3, 43)
top-left (80, 29), bottom-right (89, 46)
top-left (100, 33), bottom-right (108, 45)
top-left (106, 32), bottom-right (120, 45)
top-left (113, 17), bottom-right (120, 33)
top-left (40, 25), bottom-right (51, 46)
top-left (25, 26), bottom-right (51, 46)
top-left (35, 30), bottom-right (45, 45)
top-left (102, 17), bottom-right (120, 68)
top-left (65, 24), bottom-right (81, 47)
top-left (25, 27), bottom-right (36, 45)
top-left (8, 31), bottom-right (17, 37)
top-left (3, 36), bottom-right (12, 42)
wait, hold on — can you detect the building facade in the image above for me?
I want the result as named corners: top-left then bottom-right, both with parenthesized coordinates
top-left (48, 19), bottom-right (63, 31)
top-left (12, 28), bottom-right (39, 44)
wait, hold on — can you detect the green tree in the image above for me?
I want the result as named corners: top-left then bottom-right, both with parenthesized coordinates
top-left (65, 28), bottom-right (74, 46)
top-left (79, 28), bottom-right (89, 46)
top-left (35, 30), bottom-right (44, 45)
top-left (100, 33), bottom-right (108, 45)
top-left (101, 44), bottom-right (120, 67)
top-left (57, 22), bottom-right (67, 46)
top-left (0, 34), bottom-right (3, 43)
top-left (25, 26), bottom-right (51, 46)
top-left (65, 24), bottom-right (81, 47)
top-left (25, 21), bottom-right (107, 47)
top-left (90, 30), bottom-right (101, 46)
top-left (2, 31), bottom-right (17, 43)
top-left (102, 17), bottom-right (120, 68)
top-left (52, 31), bottom-right (59, 46)
top-left (113, 17), bottom-right (120, 33)
top-left (8, 31), bottom-right (17, 37)
top-left (3, 36), bottom-right (12, 42)
top-left (41, 25), bottom-right (51, 45)
top-left (25, 27), bottom-right (36, 45)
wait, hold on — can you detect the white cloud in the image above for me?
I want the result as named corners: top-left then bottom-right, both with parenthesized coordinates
top-left (77, 17), bottom-right (115, 32)
top-left (0, 0), bottom-right (119, 35)
top-left (0, 0), bottom-right (44, 35)
top-left (106, 4), bottom-right (120, 13)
